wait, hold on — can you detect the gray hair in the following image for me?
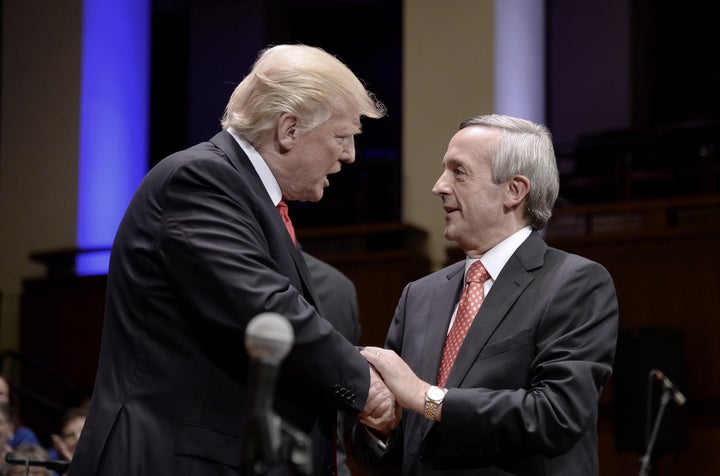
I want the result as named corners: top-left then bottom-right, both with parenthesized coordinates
top-left (460, 114), bottom-right (559, 229)
top-left (221, 44), bottom-right (386, 143)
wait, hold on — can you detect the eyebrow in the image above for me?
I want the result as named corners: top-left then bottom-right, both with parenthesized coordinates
top-left (336, 128), bottom-right (362, 136)
top-left (443, 157), bottom-right (464, 167)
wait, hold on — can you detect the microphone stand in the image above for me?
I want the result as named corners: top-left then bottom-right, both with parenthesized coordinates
top-left (279, 420), bottom-right (312, 476)
top-left (244, 414), bottom-right (312, 476)
top-left (242, 313), bottom-right (311, 476)
top-left (638, 387), bottom-right (672, 476)
top-left (4, 454), bottom-right (71, 475)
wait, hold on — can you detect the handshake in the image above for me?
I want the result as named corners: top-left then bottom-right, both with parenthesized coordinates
top-left (358, 346), bottom-right (434, 436)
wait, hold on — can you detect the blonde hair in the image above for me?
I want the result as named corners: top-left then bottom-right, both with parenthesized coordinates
top-left (221, 44), bottom-right (386, 143)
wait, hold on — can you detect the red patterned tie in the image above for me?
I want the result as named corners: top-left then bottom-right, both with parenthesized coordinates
top-left (276, 199), bottom-right (297, 246)
top-left (437, 261), bottom-right (489, 387)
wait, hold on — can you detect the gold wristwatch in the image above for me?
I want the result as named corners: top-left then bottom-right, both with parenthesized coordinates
top-left (424, 385), bottom-right (447, 421)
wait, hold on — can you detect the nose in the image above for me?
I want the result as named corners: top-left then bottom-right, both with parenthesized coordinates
top-left (432, 170), bottom-right (449, 196)
top-left (341, 137), bottom-right (356, 164)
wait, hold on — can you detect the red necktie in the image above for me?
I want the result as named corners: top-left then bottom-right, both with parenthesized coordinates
top-left (437, 261), bottom-right (489, 387)
top-left (276, 199), bottom-right (297, 246)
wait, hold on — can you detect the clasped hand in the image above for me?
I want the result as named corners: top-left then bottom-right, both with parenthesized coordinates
top-left (358, 346), bottom-right (429, 435)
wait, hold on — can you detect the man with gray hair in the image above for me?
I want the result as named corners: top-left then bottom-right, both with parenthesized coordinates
top-left (357, 114), bottom-right (619, 475)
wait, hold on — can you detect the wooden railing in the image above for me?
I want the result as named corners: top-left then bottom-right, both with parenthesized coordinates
top-left (547, 194), bottom-right (720, 241)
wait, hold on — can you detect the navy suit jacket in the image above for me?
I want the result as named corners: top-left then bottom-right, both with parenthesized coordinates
top-left (70, 131), bottom-right (370, 475)
top-left (354, 232), bottom-right (618, 475)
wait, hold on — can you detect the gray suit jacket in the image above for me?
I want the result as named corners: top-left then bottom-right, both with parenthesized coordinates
top-left (70, 131), bottom-right (370, 476)
top-left (354, 232), bottom-right (618, 475)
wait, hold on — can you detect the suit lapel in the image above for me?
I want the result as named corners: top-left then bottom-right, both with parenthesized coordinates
top-left (208, 130), bottom-right (320, 308)
top-left (419, 263), bottom-right (464, 384)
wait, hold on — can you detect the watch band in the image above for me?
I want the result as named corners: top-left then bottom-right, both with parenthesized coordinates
top-left (424, 386), bottom-right (447, 421)
top-left (424, 399), bottom-right (441, 420)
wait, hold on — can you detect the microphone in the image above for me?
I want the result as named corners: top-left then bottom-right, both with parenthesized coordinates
top-left (651, 368), bottom-right (687, 406)
top-left (243, 312), bottom-right (294, 470)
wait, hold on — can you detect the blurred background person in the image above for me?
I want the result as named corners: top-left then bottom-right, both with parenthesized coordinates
top-left (48, 405), bottom-right (87, 464)
top-left (0, 378), bottom-right (40, 450)
top-left (1, 403), bottom-right (13, 475)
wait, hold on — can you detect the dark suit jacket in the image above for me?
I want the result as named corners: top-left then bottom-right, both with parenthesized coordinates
top-left (70, 131), bottom-right (370, 476)
top-left (303, 252), bottom-right (361, 476)
top-left (354, 232), bottom-right (618, 475)
top-left (303, 252), bottom-right (361, 346)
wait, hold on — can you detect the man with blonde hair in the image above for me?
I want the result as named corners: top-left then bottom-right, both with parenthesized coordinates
top-left (71, 44), bottom-right (395, 475)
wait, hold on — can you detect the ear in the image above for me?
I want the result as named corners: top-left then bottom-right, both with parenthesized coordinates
top-left (505, 174), bottom-right (530, 207)
top-left (276, 113), bottom-right (298, 151)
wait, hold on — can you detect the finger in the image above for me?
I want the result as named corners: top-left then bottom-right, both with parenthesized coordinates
top-left (363, 346), bottom-right (385, 360)
top-left (362, 395), bottom-right (382, 416)
top-left (367, 390), bottom-right (393, 414)
top-left (364, 383), bottom-right (393, 415)
top-left (368, 398), bottom-right (392, 419)
top-left (360, 415), bottom-right (389, 431)
top-left (361, 404), bottom-right (395, 428)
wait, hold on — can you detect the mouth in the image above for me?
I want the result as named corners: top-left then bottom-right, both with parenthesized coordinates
top-left (443, 205), bottom-right (459, 215)
top-left (324, 167), bottom-right (342, 187)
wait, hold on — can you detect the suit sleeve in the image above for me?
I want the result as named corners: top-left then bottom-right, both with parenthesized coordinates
top-left (155, 155), bottom-right (369, 413)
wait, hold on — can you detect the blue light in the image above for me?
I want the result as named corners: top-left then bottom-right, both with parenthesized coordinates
top-left (76, 0), bottom-right (150, 275)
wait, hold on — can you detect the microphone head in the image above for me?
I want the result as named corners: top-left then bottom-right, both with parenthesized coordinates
top-left (245, 312), bottom-right (294, 364)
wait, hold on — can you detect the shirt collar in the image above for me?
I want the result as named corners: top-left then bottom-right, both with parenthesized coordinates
top-left (466, 226), bottom-right (532, 281)
top-left (226, 127), bottom-right (282, 206)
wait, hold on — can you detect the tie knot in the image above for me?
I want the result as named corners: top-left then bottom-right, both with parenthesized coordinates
top-left (277, 199), bottom-right (289, 214)
top-left (466, 260), bottom-right (488, 284)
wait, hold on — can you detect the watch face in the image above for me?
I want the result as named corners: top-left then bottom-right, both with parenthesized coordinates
top-left (427, 386), bottom-right (445, 401)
